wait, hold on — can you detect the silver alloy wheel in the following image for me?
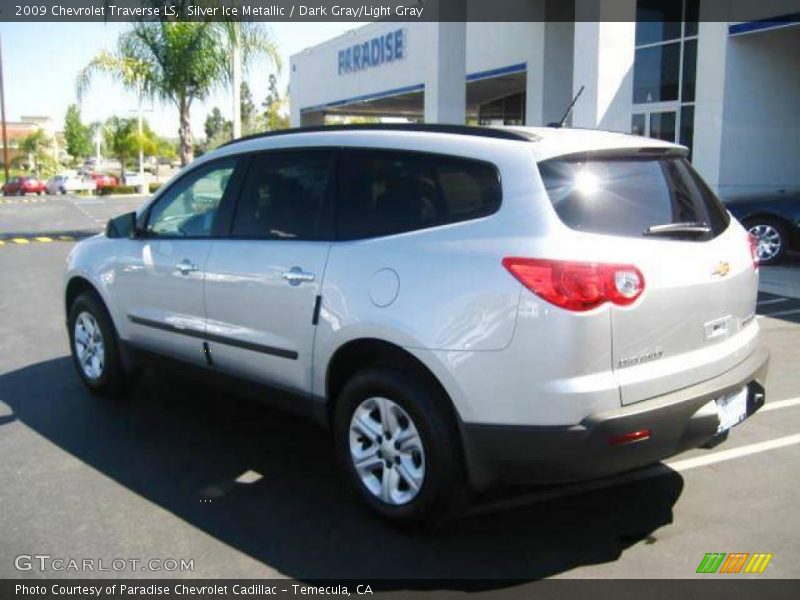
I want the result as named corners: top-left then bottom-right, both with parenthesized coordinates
top-left (74, 311), bottom-right (105, 380)
top-left (749, 224), bottom-right (782, 262)
top-left (349, 396), bottom-right (426, 505)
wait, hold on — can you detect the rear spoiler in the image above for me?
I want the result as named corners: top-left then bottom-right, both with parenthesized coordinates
top-left (540, 146), bottom-right (689, 163)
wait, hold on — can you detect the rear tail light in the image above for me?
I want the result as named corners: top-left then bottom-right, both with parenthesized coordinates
top-left (748, 233), bottom-right (760, 270)
top-left (502, 257), bottom-right (645, 312)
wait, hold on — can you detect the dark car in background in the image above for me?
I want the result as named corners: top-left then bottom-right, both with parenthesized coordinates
top-left (2, 176), bottom-right (46, 196)
top-left (724, 192), bottom-right (800, 265)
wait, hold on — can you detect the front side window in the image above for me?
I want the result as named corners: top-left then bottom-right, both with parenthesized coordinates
top-left (337, 150), bottom-right (501, 240)
top-left (231, 150), bottom-right (334, 240)
top-left (146, 159), bottom-right (236, 237)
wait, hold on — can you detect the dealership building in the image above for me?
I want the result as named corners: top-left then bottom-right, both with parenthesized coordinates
top-left (289, 0), bottom-right (799, 198)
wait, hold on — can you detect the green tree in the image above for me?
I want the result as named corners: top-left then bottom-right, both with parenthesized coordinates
top-left (77, 22), bottom-right (229, 166)
top-left (103, 117), bottom-right (137, 178)
top-left (204, 107), bottom-right (227, 140)
top-left (202, 107), bottom-right (232, 152)
top-left (64, 104), bottom-right (92, 161)
top-left (102, 116), bottom-right (159, 178)
top-left (240, 82), bottom-right (259, 135)
top-left (261, 74), bottom-right (289, 131)
top-left (19, 130), bottom-right (57, 178)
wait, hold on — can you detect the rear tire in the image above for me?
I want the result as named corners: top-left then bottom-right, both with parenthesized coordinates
top-left (745, 217), bottom-right (788, 266)
top-left (333, 367), bottom-right (465, 527)
top-left (68, 292), bottom-right (132, 397)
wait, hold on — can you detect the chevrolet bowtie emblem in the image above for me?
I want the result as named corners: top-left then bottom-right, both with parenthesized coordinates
top-left (713, 261), bottom-right (731, 277)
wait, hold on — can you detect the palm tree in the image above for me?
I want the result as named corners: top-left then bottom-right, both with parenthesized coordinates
top-left (219, 19), bottom-right (282, 139)
top-left (77, 22), bottom-right (228, 166)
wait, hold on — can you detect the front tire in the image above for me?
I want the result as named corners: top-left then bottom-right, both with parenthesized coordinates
top-left (333, 367), bottom-right (465, 527)
top-left (746, 217), bottom-right (787, 266)
top-left (68, 292), bottom-right (131, 396)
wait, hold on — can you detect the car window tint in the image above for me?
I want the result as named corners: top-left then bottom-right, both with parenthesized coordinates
top-left (146, 159), bottom-right (236, 238)
top-left (231, 150), bottom-right (333, 240)
top-left (538, 156), bottom-right (730, 240)
top-left (337, 150), bottom-right (501, 240)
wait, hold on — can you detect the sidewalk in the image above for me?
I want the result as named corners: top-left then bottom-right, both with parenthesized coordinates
top-left (760, 261), bottom-right (800, 299)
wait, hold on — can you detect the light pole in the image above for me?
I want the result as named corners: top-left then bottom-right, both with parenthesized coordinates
top-left (0, 34), bottom-right (9, 183)
top-left (136, 82), bottom-right (146, 195)
top-left (93, 130), bottom-right (102, 162)
top-left (231, 23), bottom-right (242, 140)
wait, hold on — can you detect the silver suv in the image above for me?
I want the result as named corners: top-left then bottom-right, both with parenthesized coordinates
top-left (65, 125), bottom-right (769, 525)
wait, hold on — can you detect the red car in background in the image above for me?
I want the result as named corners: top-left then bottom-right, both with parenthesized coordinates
top-left (89, 172), bottom-right (118, 191)
top-left (2, 176), bottom-right (46, 196)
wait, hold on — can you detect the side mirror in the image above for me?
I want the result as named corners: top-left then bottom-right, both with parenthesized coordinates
top-left (106, 212), bottom-right (138, 239)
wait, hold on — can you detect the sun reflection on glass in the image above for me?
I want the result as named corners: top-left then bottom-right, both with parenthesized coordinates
top-left (574, 169), bottom-right (601, 196)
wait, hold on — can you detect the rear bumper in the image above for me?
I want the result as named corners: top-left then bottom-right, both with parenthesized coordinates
top-left (461, 345), bottom-right (770, 489)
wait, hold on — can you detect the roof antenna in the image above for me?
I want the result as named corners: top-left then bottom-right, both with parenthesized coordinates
top-left (549, 85), bottom-right (585, 128)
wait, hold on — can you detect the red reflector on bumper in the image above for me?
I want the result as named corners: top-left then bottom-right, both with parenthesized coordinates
top-left (609, 429), bottom-right (651, 446)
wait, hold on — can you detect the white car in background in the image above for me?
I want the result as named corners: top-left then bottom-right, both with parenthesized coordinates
top-left (122, 171), bottom-right (149, 187)
top-left (46, 173), bottom-right (97, 195)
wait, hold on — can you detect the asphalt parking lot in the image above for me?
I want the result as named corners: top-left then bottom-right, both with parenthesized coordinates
top-left (1, 194), bottom-right (799, 582)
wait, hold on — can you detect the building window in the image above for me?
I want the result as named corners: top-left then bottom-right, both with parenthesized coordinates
top-left (478, 92), bottom-right (526, 126)
top-left (632, 0), bottom-right (698, 159)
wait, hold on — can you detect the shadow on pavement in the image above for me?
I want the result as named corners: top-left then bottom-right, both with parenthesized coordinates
top-left (0, 357), bottom-right (683, 586)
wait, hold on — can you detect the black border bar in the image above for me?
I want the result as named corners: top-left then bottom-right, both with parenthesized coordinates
top-left (3, 0), bottom-right (800, 23)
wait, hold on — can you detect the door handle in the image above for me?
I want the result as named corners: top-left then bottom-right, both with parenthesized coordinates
top-left (282, 267), bottom-right (315, 286)
top-left (176, 259), bottom-right (200, 275)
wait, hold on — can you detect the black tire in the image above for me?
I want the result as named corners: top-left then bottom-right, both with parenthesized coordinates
top-left (67, 291), bottom-right (132, 397)
top-left (745, 217), bottom-right (788, 266)
top-left (333, 367), bottom-right (466, 527)
top-left (17, 189), bottom-right (24, 196)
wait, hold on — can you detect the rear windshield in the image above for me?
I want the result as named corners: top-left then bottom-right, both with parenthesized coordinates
top-left (537, 155), bottom-right (729, 240)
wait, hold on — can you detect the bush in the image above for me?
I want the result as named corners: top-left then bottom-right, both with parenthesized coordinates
top-left (148, 182), bottom-right (162, 193)
top-left (99, 184), bottom-right (139, 196)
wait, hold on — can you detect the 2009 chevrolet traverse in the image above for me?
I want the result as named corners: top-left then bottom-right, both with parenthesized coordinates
top-left (65, 124), bottom-right (769, 525)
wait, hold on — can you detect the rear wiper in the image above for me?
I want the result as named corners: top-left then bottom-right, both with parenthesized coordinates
top-left (644, 222), bottom-right (711, 236)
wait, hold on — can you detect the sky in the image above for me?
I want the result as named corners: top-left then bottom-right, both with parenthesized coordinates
top-left (0, 22), bottom-right (358, 138)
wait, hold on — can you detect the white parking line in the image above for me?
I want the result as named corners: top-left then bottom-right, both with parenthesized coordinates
top-left (761, 397), bottom-right (800, 413)
top-left (667, 434), bottom-right (800, 472)
top-left (757, 298), bottom-right (789, 306)
top-left (759, 308), bottom-right (800, 319)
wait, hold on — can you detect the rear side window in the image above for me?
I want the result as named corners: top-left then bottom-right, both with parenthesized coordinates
top-left (337, 150), bottom-right (501, 240)
top-left (231, 150), bottom-right (334, 240)
top-left (538, 155), bottom-right (729, 240)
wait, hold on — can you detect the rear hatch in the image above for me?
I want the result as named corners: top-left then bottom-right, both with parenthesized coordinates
top-left (538, 149), bottom-right (759, 405)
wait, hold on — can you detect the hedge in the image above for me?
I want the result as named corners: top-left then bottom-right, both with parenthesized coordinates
top-left (98, 185), bottom-right (139, 196)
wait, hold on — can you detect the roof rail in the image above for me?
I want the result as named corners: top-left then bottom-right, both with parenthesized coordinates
top-left (220, 123), bottom-right (535, 147)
